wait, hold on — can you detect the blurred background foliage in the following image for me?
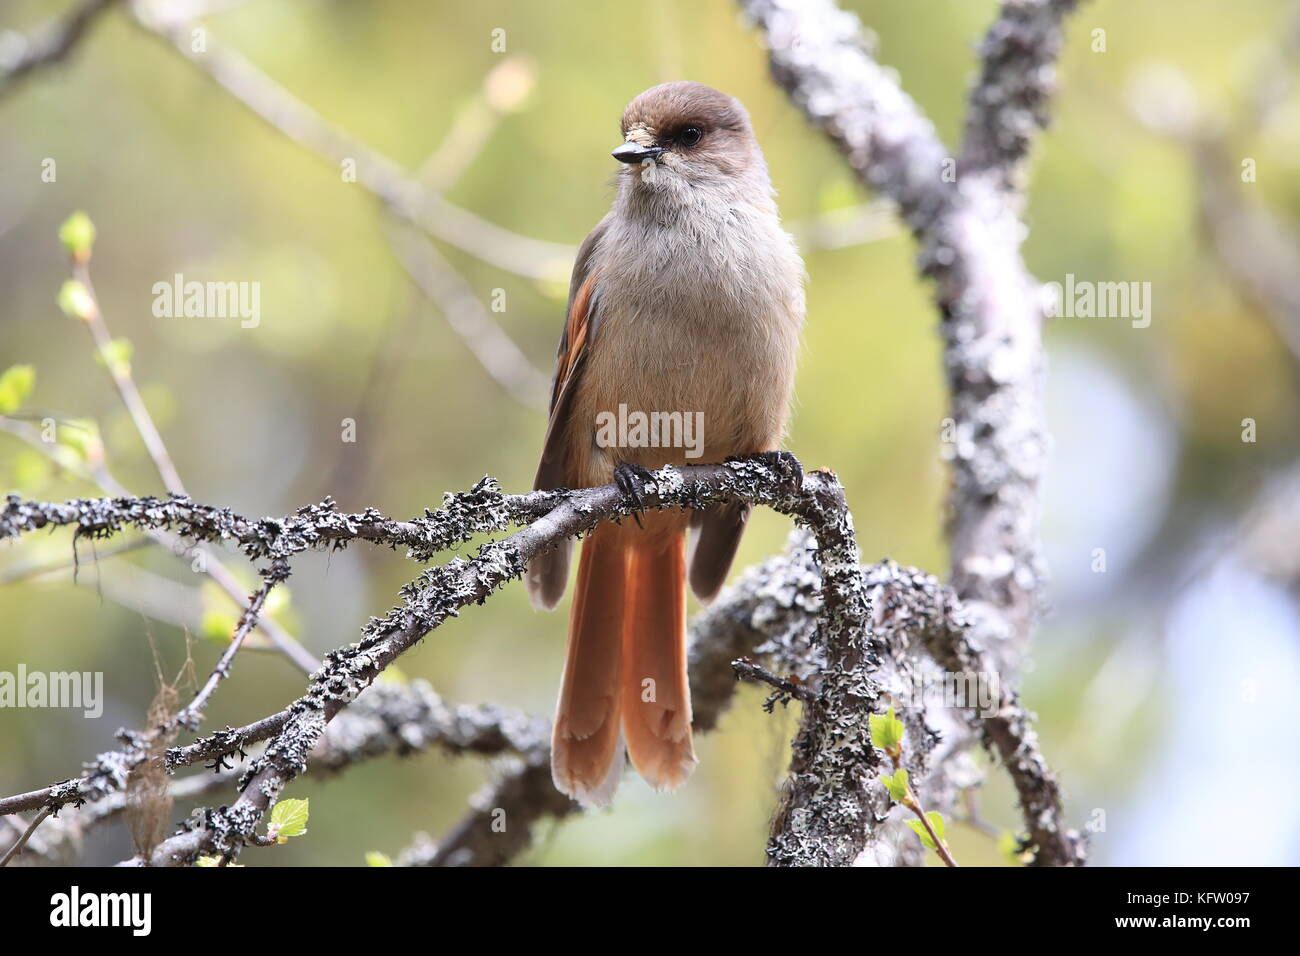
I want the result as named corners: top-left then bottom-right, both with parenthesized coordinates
top-left (2, 0), bottom-right (1299, 866)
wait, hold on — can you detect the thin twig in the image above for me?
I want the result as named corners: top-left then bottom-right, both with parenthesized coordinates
top-left (0, 808), bottom-right (52, 866)
top-left (0, 537), bottom-right (151, 585)
top-left (0, 395), bottom-right (318, 675)
top-left (0, 0), bottom-right (119, 99)
top-left (129, 3), bottom-right (575, 283)
top-left (170, 567), bottom-right (284, 732)
top-left (74, 262), bottom-right (187, 495)
top-left (385, 223), bottom-right (550, 408)
top-left (731, 656), bottom-right (818, 705)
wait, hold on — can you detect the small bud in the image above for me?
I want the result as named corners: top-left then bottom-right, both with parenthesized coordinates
top-left (58, 211), bottom-right (96, 263)
top-left (95, 337), bottom-right (133, 378)
top-left (57, 279), bottom-right (95, 321)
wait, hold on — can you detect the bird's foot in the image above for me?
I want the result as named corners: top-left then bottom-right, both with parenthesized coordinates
top-left (613, 462), bottom-right (655, 527)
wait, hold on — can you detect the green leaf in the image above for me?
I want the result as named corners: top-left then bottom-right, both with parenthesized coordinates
top-left (869, 706), bottom-right (905, 752)
top-left (906, 818), bottom-right (937, 850)
top-left (926, 811), bottom-right (945, 840)
top-left (0, 365), bottom-right (35, 415)
top-left (195, 856), bottom-right (220, 867)
top-left (59, 211), bottom-right (96, 261)
top-left (94, 338), bottom-right (132, 378)
top-left (365, 852), bottom-right (392, 867)
top-left (57, 279), bottom-right (95, 321)
top-left (880, 769), bottom-right (910, 802)
top-left (269, 797), bottom-right (309, 841)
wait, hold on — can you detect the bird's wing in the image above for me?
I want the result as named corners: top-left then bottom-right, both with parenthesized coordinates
top-left (533, 213), bottom-right (609, 492)
top-left (526, 215), bottom-right (610, 609)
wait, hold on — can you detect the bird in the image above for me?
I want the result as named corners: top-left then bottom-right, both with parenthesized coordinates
top-left (526, 81), bottom-right (805, 808)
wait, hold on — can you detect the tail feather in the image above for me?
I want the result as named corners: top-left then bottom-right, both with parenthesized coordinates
top-left (525, 539), bottom-right (571, 611)
top-left (687, 501), bottom-right (750, 604)
top-left (551, 523), bottom-right (626, 807)
top-left (621, 522), bottom-right (697, 792)
top-left (551, 515), bottom-right (697, 806)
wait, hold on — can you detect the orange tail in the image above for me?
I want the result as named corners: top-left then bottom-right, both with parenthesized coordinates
top-left (552, 522), bottom-right (627, 807)
top-left (622, 523), bottom-right (696, 791)
top-left (551, 515), bottom-right (696, 807)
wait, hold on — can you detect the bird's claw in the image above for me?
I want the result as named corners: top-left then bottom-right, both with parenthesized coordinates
top-left (614, 462), bottom-right (655, 528)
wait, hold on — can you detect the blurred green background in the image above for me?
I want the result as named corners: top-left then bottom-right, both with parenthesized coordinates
top-left (3, 0), bottom-right (1299, 866)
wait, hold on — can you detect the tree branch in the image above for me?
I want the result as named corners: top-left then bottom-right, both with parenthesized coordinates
top-left (0, 459), bottom-right (870, 863)
top-left (962, 0), bottom-right (1082, 187)
top-left (139, 461), bottom-right (862, 865)
top-left (739, 0), bottom-right (1083, 864)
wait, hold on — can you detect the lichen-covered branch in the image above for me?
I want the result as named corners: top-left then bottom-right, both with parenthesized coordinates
top-left (29, 459), bottom-right (857, 864)
top-left (963, 0), bottom-right (1082, 187)
top-left (764, 478), bottom-right (882, 866)
top-left (740, 0), bottom-right (1074, 666)
top-left (739, 0), bottom-right (1082, 864)
top-left (0, 415), bottom-right (319, 674)
top-left (1, 678), bottom-right (543, 865)
top-left (309, 680), bottom-right (550, 775)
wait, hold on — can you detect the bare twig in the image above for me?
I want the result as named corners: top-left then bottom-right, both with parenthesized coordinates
top-left (0, 536), bottom-right (150, 584)
top-left (731, 656), bottom-right (817, 706)
top-left (0, 808), bottom-right (52, 866)
top-left (0, 0), bottom-right (118, 99)
top-left (8, 255), bottom-right (320, 672)
top-left (385, 223), bottom-right (550, 409)
top-left (0, 415), bottom-right (318, 674)
top-left (129, 2), bottom-right (575, 283)
top-left (74, 262), bottom-right (187, 495)
top-left (417, 56), bottom-right (537, 190)
top-left (170, 566), bottom-right (284, 732)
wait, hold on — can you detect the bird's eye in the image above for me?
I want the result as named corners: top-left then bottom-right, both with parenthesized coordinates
top-left (679, 126), bottom-right (703, 147)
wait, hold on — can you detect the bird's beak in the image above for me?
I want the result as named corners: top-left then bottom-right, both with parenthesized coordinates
top-left (611, 141), bottom-right (663, 164)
